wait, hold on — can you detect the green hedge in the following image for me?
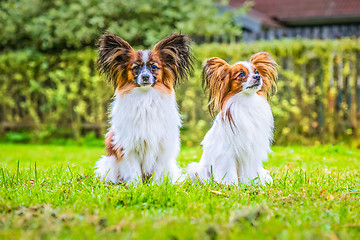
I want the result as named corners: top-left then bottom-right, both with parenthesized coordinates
top-left (1, 38), bottom-right (360, 144)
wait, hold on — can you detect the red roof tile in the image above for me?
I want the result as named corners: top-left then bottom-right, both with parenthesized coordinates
top-left (230, 0), bottom-right (360, 21)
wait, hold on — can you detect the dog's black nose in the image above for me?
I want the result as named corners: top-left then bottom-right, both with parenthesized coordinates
top-left (254, 74), bottom-right (260, 81)
top-left (142, 75), bottom-right (150, 81)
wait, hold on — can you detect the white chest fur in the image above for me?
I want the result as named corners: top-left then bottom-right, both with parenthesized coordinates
top-left (111, 87), bottom-right (181, 164)
top-left (218, 93), bottom-right (274, 160)
top-left (188, 93), bottom-right (274, 185)
top-left (96, 87), bottom-right (182, 184)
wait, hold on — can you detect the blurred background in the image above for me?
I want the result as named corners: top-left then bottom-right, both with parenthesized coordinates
top-left (1, 0), bottom-right (360, 146)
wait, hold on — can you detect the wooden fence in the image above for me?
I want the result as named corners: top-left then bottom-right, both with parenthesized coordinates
top-left (192, 24), bottom-right (360, 43)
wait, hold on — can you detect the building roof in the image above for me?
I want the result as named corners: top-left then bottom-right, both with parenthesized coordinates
top-left (230, 0), bottom-right (360, 25)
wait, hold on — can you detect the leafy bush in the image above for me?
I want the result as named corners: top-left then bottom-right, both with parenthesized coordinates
top-left (1, 38), bottom-right (359, 144)
top-left (0, 0), bottom-right (245, 52)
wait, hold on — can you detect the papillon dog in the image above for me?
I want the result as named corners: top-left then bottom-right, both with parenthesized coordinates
top-left (95, 33), bottom-right (193, 184)
top-left (187, 52), bottom-right (277, 186)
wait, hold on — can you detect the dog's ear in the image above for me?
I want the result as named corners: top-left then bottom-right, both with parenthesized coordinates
top-left (202, 57), bottom-right (231, 117)
top-left (250, 52), bottom-right (278, 98)
top-left (97, 33), bottom-right (134, 88)
top-left (154, 33), bottom-right (194, 86)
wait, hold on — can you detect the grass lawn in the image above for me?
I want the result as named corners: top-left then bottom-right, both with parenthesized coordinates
top-left (0, 143), bottom-right (359, 239)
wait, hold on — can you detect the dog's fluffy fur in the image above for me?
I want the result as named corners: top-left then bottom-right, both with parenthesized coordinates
top-left (187, 52), bottom-right (277, 186)
top-left (95, 33), bottom-right (193, 184)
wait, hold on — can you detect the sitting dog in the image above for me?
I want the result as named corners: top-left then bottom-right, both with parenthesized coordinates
top-left (95, 33), bottom-right (193, 184)
top-left (187, 52), bottom-right (277, 186)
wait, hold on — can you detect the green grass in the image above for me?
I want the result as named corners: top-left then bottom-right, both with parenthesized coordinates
top-left (0, 143), bottom-right (359, 239)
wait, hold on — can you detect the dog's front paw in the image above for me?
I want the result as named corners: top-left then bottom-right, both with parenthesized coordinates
top-left (187, 162), bottom-right (211, 183)
top-left (95, 155), bottom-right (122, 183)
top-left (258, 169), bottom-right (273, 186)
top-left (187, 162), bottom-right (201, 182)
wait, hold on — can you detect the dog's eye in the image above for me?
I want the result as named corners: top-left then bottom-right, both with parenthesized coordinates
top-left (133, 66), bottom-right (139, 71)
top-left (238, 72), bottom-right (246, 78)
top-left (254, 70), bottom-right (259, 74)
top-left (151, 65), bottom-right (158, 70)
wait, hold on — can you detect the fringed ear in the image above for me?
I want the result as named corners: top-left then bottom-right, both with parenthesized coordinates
top-left (202, 57), bottom-right (231, 118)
top-left (154, 33), bottom-right (194, 86)
top-left (97, 33), bottom-right (134, 89)
top-left (250, 52), bottom-right (278, 98)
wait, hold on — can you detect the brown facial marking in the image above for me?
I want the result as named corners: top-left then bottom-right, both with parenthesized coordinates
top-left (221, 64), bottom-right (252, 124)
top-left (203, 58), bottom-right (251, 118)
top-left (228, 64), bottom-right (249, 94)
top-left (97, 33), bottom-right (194, 95)
top-left (148, 51), bottom-right (165, 87)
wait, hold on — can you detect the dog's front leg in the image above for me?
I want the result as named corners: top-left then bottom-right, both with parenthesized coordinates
top-left (152, 159), bottom-right (183, 184)
top-left (211, 154), bottom-right (238, 186)
top-left (95, 155), bottom-right (142, 185)
top-left (238, 163), bottom-right (273, 186)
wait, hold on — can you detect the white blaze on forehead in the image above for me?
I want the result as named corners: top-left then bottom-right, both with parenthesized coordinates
top-left (235, 61), bottom-right (253, 74)
top-left (137, 50), bottom-right (154, 86)
top-left (139, 50), bottom-right (151, 75)
top-left (141, 50), bottom-right (150, 63)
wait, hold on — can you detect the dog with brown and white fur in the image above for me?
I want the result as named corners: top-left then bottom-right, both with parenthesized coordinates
top-left (187, 52), bottom-right (277, 186)
top-left (95, 33), bottom-right (193, 184)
